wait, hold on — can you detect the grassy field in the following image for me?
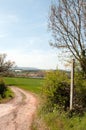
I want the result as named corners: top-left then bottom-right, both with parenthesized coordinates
top-left (4, 77), bottom-right (44, 94)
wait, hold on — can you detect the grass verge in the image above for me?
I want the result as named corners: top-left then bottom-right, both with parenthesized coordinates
top-left (31, 108), bottom-right (86, 130)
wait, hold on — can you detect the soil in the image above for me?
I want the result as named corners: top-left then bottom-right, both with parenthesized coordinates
top-left (0, 87), bottom-right (38, 130)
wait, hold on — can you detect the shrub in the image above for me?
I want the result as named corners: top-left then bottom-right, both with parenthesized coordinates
top-left (42, 70), bottom-right (70, 112)
top-left (0, 78), bottom-right (7, 98)
top-left (42, 70), bottom-right (86, 114)
top-left (73, 72), bottom-right (86, 114)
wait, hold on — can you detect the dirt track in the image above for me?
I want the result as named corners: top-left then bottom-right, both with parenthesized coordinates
top-left (0, 87), bottom-right (38, 130)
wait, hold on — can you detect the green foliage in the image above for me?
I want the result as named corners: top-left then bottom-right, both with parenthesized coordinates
top-left (42, 70), bottom-right (86, 114)
top-left (0, 87), bottom-right (14, 103)
top-left (37, 70), bottom-right (86, 130)
top-left (0, 78), bottom-right (14, 103)
top-left (73, 72), bottom-right (86, 113)
top-left (38, 110), bottom-right (86, 130)
top-left (42, 70), bottom-right (70, 112)
top-left (0, 78), bottom-right (7, 98)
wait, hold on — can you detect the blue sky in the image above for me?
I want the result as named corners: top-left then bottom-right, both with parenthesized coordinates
top-left (0, 0), bottom-right (64, 69)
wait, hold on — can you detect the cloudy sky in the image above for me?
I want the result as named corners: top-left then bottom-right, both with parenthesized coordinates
top-left (0, 0), bottom-right (64, 70)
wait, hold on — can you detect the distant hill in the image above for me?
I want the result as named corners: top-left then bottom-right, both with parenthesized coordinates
top-left (12, 66), bottom-right (40, 71)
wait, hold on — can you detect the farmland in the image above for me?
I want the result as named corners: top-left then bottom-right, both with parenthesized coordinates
top-left (4, 77), bottom-right (44, 94)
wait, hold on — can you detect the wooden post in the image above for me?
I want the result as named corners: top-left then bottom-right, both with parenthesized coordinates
top-left (70, 59), bottom-right (75, 110)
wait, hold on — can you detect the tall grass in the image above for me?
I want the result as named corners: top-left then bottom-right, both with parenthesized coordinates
top-left (41, 111), bottom-right (86, 130)
top-left (32, 108), bottom-right (86, 130)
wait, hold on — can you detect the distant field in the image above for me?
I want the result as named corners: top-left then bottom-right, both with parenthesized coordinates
top-left (4, 77), bottom-right (44, 94)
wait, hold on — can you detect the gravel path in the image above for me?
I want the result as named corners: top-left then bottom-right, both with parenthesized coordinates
top-left (0, 87), bottom-right (38, 130)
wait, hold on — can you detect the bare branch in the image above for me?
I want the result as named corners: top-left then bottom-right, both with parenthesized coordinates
top-left (49, 0), bottom-right (86, 73)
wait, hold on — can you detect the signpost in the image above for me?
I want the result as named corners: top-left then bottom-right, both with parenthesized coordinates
top-left (70, 59), bottom-right (75, 110)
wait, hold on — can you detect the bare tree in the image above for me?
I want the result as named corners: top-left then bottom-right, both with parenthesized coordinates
top-left (49, 0), bottom-right (86, 75)
top-left (0, 53), bottom-right (15, 75)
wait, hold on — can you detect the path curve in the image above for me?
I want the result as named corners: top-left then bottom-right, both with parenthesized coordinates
top-left (0, 87), bottom-right (38, 130)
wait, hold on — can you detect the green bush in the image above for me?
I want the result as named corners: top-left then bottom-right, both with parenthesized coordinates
top-left (73, 72), bottom-right (86, 114)
top-left (42, 70), bottom-right (70, 112)
top-left (0, 78), bottom-right (7, 98)
top-left (42, 70), bottom-right (86, 114)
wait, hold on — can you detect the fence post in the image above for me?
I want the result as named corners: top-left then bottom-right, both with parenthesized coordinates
top-left (70, 59), bottom-right (75, 110)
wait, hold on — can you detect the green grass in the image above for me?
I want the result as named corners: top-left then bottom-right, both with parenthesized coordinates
top-left (35, 110), bottom-right (86, 130)
top-left (4, 77), bottom-right (44, 94)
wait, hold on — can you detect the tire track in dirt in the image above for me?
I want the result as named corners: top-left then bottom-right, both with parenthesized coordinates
top-left (0, 87), bottom-right (38, 130)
